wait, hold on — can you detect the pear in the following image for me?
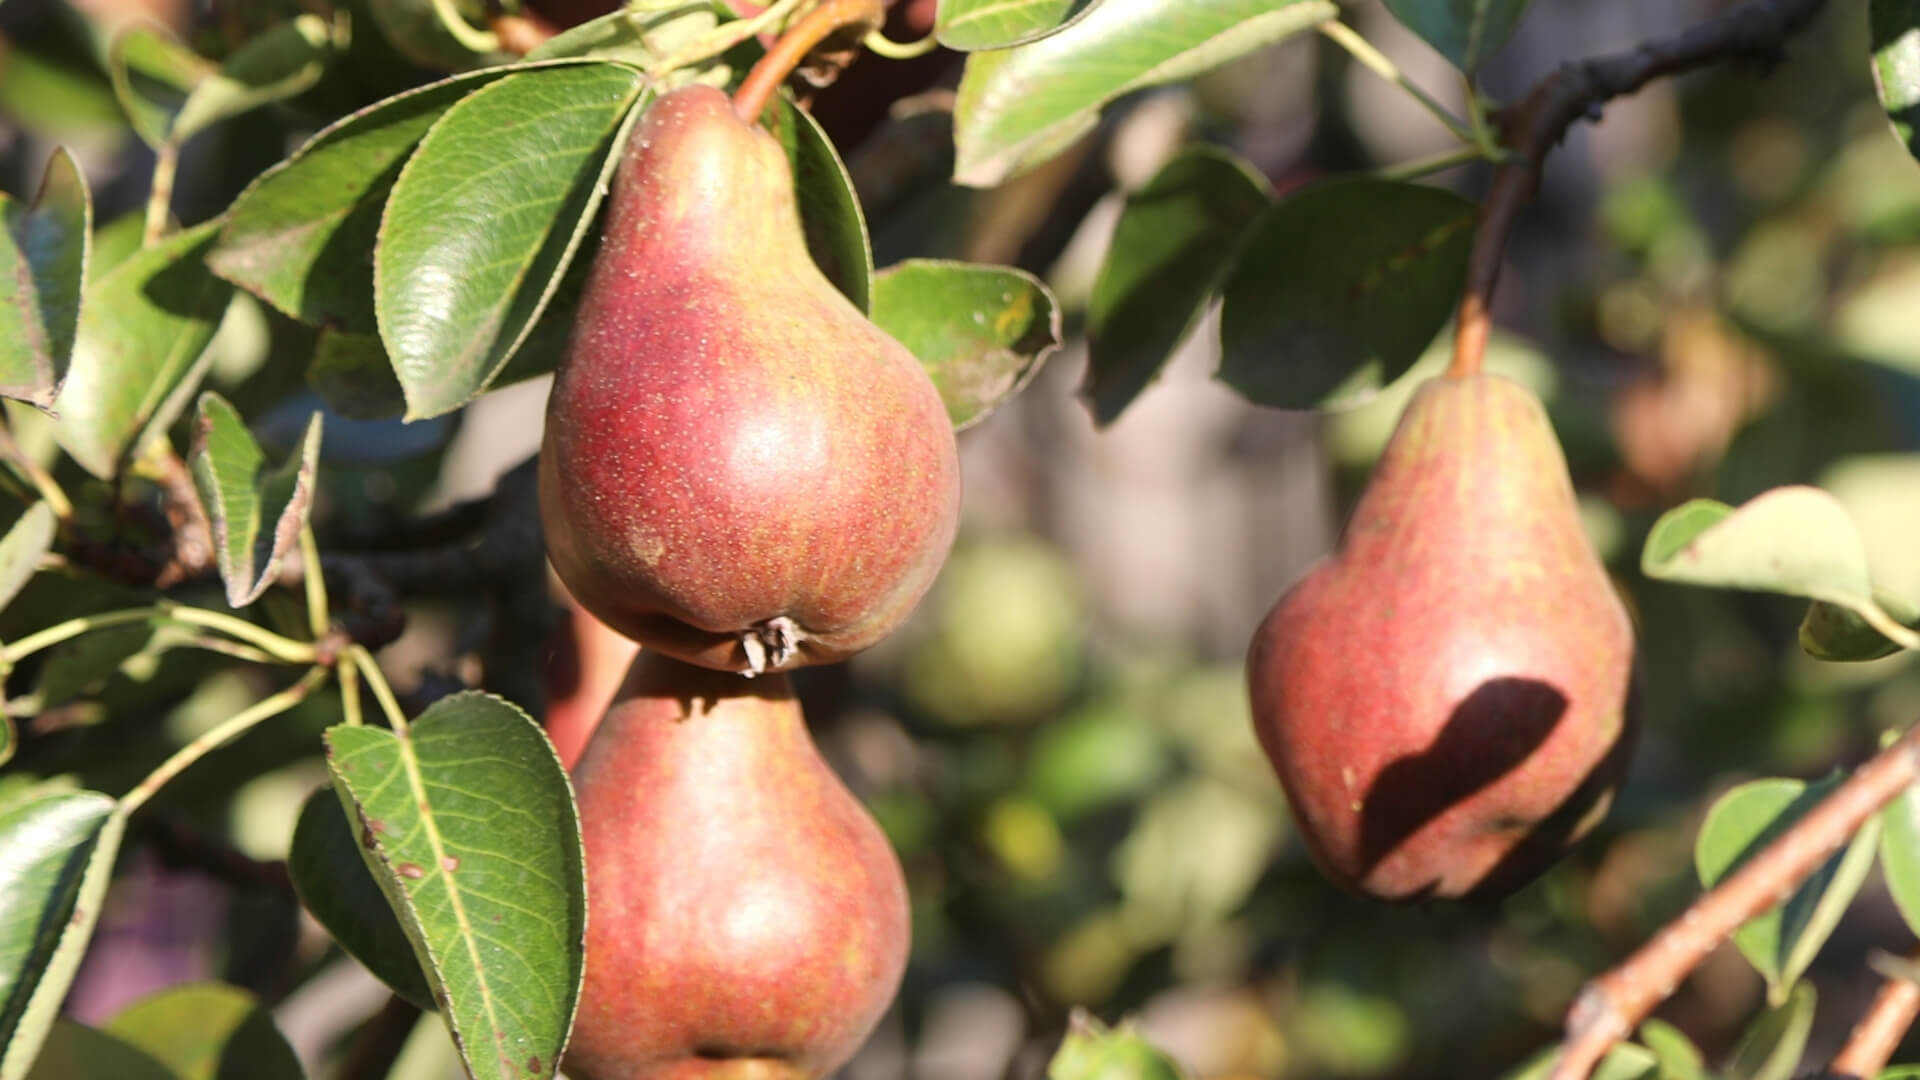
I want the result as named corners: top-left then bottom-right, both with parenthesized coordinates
top-left (540, 84), bottom-right (960, 675)
top-left (1246, 372), bottom-right (1639, 902)
top-left (564, 650), bottom-right (910, 1080)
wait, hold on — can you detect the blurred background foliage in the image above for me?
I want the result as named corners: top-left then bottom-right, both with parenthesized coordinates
top-left (0, 0), bottom-right (1917, 1077)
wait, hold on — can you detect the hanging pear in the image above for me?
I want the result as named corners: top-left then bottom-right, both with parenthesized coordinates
top-left (540, 84), bottom-right (960, 675)
top-left (564, 650), bottom-right (910, 1079)
top-left (1246, 372), bottom-right (1640, 902)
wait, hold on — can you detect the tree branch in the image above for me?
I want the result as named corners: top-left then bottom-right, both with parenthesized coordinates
top-left (1823, 947), bottom-right (1920, 1080)
top-left (1549, 721), bottom-right (1920, 1080)
top-left (1451, 0), bottom-right (1832, 376)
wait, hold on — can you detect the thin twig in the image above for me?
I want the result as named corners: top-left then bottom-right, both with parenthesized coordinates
top-left (1451, 0), bottom-right (1832, 376)
top-left (1550, 721), bottom-right (1920, 1080)
top-left (1824, 947), bottom-right (1920, 1080)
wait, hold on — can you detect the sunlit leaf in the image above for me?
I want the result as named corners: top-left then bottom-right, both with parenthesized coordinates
top-left (952, 0), bottom-right (1335, 185)
top-left (105, 983), bottom-right (302, 1080)
top-left (324, 694), bottom-right (584, 1080)
top-left (188, 392), bottom-right (323, 608)
top-left (0, 791), bottom-right (126, 1080)
top-left (871, 259), bottom-right (1060, 429)
top-left (55, 220), bottom-right (234, 480)
top-left (937, 0), bottom-right (1104, 51)
top-left (0, 149), bottom-right (89, 408)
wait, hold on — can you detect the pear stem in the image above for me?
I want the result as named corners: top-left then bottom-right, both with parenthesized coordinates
top-left (1547, 717), bottom-right (1920, 1080)
top-left (1449, 0), bottom-right (1829, 379)
top-left (731, 0), bottom-right (884, 124)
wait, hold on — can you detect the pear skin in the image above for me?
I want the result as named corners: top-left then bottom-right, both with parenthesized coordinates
top-left (1246, 373), bottom-right (1640, 902)
top-left (564, 651), bottom-right (909, 1080)
top-left (541, 84), bottom-right (960, 675)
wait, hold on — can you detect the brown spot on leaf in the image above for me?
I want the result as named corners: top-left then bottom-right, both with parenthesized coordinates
top-left (441, 855), bottom-right (461, 872)
top-left (527, 1056), bottom-right (542, 1074)
top-left (397, 862), bottom-right (426, 879)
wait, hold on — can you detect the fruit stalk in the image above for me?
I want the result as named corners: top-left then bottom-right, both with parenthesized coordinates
top-left (732, 0), bottom-right (885, 123)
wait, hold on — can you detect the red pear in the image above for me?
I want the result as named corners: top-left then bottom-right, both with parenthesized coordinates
top-left (564, 650), bottom-right (909, 1080)
top-left (540, 84), bottom-right (960, 675)
top-left (1246, 372), bottom-right (1639, 902)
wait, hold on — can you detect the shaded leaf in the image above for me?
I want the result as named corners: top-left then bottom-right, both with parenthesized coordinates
top-left (28, 622), bottom-right (157, 714)
top-left (767, 93), bottom-right (872, 312)
top-left (323, 693), bottom-right (584, 1080)
top-left (173, 15), bottom-right (341, 144)
top-left (1801, 591), bottom-right (1920, 662)
top-left (1501, 1044), bottom-right (1659, 1080)
top-left (306, 330), bottom-right (404, 421)
top-left (0, 503), bottom-right (56, 615)
top-left (1722, 982), bottom-right (1815, 1080)
top-left (376, 63), bottom-right (645, 420)
top-left (1217, 178), bottom-right (1474, 410)
top-left (107, 23), bottom-right (206, 148)
top-left (1872, 0), bottom-right (1920, 160)
top-left (1643, 487), bottom-right (1919, 652)
top-left (1382, 0), bottom-right (1530, 72)
top-left (288, 787), bottom-right (435, 1010)
top-left (188, 392), bottom-right (322, 608)
top-left (1084, 145), bottom-right (1270, 426)
top-left (55, 220), bottom-right (234, 480)
top-left (208, 65), bottom-right (537, 332)
top-left (871, 259), bottom-right (1060, 430)
top-left (938, 0), bottom-right (1104, 52)
top-left (106, 983), bottom-right (301, 1080)
top-left (0, 148), bottom-right (89, 408)
top-left (1696, 777), bottom-right (1880, 1004)
top-left (24, 1022), bottom-right (175, 1080)
top-left (952, 0), bottom-right (1335, 186)
top-left (1882, 778), bottom-right (1920, 940)
top-left (0, 791), bottom-right (126, 1080)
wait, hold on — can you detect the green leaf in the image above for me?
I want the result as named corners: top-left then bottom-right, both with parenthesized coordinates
top-left (0, 148), bottom-right (90, 408)
top-left (28, 623), bottom-right (157, 714)
top-left (1695, 776), bottom-right (1881, 1005)
top-left (767, 94), bottom-right (873, 313)
top-left (1722, 982), bottom-right (1815, 1080)
top-left (172, 15), bottom-right (341, 144)
top-left (188, 392), bottom-right (322, 608)
top-left (1636, 1018), bottom-right (1707, 1080)
top-left (89, 213), bottom-right (146, 287)
top-left (938, 0), bottom-right (1104, 51)
top-left (376, 63), bottom-right (645, 420)
top-left (24, 1022), bottom-right (175, 1080)
top-left (1882, 777), bottom-right (1920, 940)
top-left (1800, 591), bottom-right (1920, 662)
top-left (105, 983), bottom-right (302, 1080)
top-left (526, 1), bottom-right (734, 74)
top-left (107, 23), bottom-right (207, 148)
top-left (952, 0), bottom-right (1336, 186)
top-left (1048, 1011), bottom-right (1187, 1080)
top-left (870, 259), bottom-right (1060, 430)
top-left (323, 693), bottom-right (584, 1080)
top-left (207, 65), bottom-right (529, 332)
top-left (1084, 145), bottom-right (1270, 426)
top-left (288, 787), bottom-right (435, 1010)
top-left (0, 791), bottom-right (126, 1080)
top-left (1642, 487), bottom-right (1920, 652)
top-left (0, 503), bottom-right (56, 615)
top-left (1382, 0), bottom-right (1531, 73)
top-left (1872, 0), bottom-right (1920, 160)
top-left (54, 220), bottom-right (234, 480)
top-left (1217, 178), bottom-right (1474, 410)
